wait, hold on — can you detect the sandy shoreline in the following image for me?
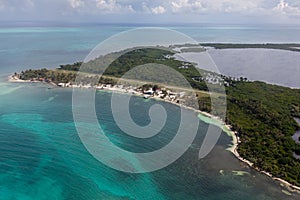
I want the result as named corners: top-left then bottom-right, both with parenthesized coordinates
top-left (8, 75), bottom-right (41, 83)
top-left (7, 75), bottom-right (300, 193)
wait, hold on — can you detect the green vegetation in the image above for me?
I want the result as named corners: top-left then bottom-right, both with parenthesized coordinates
top-left (17, 47), bottom-right (300, 186)
top-left (58, 48), bottom-right (224, 91)
top-left (198, 81), bottom-right (300, 186)
top-left (201, 43), bottom-right (300, 52)
top-left (19, 69), bottom-right (77, 84)
top-left (59, 62), bottom-right (82, 71)
top-left (180, 47), bottom-right (206, 53)
top-left (226, 82), bottom-right (300, 185)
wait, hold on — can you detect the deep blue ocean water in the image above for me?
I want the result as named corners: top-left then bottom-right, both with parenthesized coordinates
top-left (1, 24), bottom-right (300, 199)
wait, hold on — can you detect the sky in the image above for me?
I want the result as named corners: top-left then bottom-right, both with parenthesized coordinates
top-left (0, 0), bottom-right (299, 24)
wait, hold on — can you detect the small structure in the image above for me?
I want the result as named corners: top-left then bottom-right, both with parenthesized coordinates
top-left (164, 55), bottom-right (172, 59)
top-left (144, 88), bottom-right (154, 95)
top-left (179, 65), bottom-right (189, 69)
top-left (58, 83), bottom-right (66, 87)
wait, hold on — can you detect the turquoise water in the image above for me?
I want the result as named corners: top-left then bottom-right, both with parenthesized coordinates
top-left (1, 24), bottom-right (299, 87)
top-left (0, 76), bottom-right (299, 199)
top-left (1, 24), bottom-right (300, 199)
top-left (1, 24), bottom-right (300, 75)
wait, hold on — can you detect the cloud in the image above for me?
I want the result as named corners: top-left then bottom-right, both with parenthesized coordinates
top-left (170, 0), bottom-right (263, 14)
top-left (151, 5), bottom-right (166, 14)
top-left (0, 0), bottom-right (300, 24)
top-left (0, 1), bottom-right (4, 10)
top-left (171, 0), bottom-right (204, 13)
top-left (142, 2), bottom-right (150, 12)
top-left (67, 0), bottom-right (135, 14)
top-left (0, 0), bottom-right (35, 11)
top-left (95, 0), bottom-right (134, 14)
top-left (273, 0), bottom-right (300, 16)
top-left (69, 0), bottom-right (84, 8)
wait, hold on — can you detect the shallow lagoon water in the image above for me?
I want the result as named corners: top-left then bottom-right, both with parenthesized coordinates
top-left (175, 48), bottom-right (300, 88)
top-left (1, 77), bottom-right (300, 199)
top-left (1, 24), bottom-right (300, 199)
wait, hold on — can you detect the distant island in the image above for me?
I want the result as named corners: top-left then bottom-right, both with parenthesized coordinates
top-left (201, 43), bottom-right (300, 52)
top-left (11, 46), bottom-right (300, 190)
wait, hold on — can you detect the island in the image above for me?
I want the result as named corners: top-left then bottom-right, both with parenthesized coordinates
top-left (10, 46), bottom-right (300, 190)
top-left (200, 43), bottom-right (300, 52)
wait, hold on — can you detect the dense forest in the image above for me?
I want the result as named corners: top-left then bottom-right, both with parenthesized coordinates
top-left (18, 47), bottom-right (300, 186)
top-left (226, 82), bottom-right (300, 185)
top-left (21, 48), bottom-right (231, 91)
